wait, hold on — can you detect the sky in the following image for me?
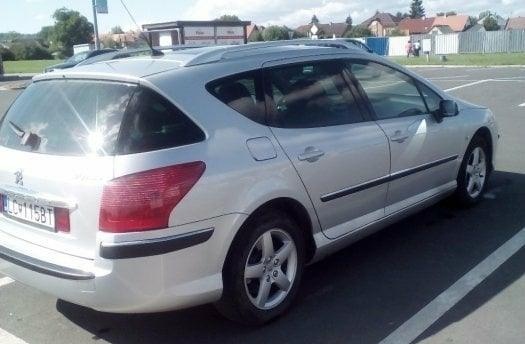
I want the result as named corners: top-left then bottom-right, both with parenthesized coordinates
top-left (1, 0), bottom-right (524, 34)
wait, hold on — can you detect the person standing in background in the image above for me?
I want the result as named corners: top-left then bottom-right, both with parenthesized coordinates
top-left (405, 40), bottom-right (413, 58)
top-left (414, 40), bottom-right (421, 57)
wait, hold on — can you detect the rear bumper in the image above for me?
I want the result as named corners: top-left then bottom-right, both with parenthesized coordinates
top-left (0, 213), bottom-right (247, 313)
top-left (0, 245), bottom-right (94, 280)
top-left (99, 228), bottom-right (214, 259)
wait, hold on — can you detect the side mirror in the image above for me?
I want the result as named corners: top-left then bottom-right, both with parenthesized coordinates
top-left (436, 100), bottom-right (459, 122)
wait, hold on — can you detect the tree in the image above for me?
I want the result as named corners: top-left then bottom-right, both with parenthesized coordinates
top-left (261, 26), bottom-right (289, 41)
top-left (110, 26), bottom-right (124, 34)
top-left (436, 12), bottom-right (445, 17)
top-left (345, 15), bottom-right (353, 27)
top-left (446, 11), bottom-right (457, 16)
top-left (52, 8), bottom-right (94, 58)
top-left (395, 12), bottom-right (410, 21)
top-left (466, 16), bottom-right (478, 30)
top-left (483, 16), bottom-right (500, 31)
top-left (0, 31), bottom-right (25, 43)
top-left (10, 41), bottom-right (52, 60)
top-left (387, 28), bottom-right (406, 36)
top-left (409, 0), bottom-right (425, 19)
top-left (311, 15), bottom-right (320, 24)
top-left (37, 26), bottom-right (55, 48)
top-left (248, 30), bottom-right (264, 42)
top-left (478, 10), bottom-right (491, 20)
top-left (0, 46), bottom-right (16, 61)
top-left (101, 35), bottom-right (122, 49)
top-left (293, 29), bottom-right (307, 38)
top-left (216, 14), bottom-right (241, 22)
top-left (344, 27), bottom-right (373, 38)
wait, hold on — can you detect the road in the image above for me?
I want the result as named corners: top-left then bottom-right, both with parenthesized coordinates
top-left (0, 66), bottom-right (524, 344)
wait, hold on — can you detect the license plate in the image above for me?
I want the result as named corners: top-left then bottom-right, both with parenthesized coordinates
top-left (2, 195), bottom-right (55, 230)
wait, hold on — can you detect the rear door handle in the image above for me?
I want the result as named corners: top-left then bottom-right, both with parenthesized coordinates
top-left (298, 147), bottom-right (325, 162)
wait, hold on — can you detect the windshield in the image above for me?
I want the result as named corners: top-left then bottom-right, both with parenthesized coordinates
top-left (0, 79), bottom-right (136, 156)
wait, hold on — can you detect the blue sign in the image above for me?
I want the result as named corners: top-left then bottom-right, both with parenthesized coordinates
top-left (96, 0), bottom-right (108, 14)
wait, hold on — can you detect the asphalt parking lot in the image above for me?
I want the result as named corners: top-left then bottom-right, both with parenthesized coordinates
top-left (0, 66), bottom-right (524, 344)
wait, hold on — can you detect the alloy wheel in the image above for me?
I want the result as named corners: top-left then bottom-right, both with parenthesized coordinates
top-left (244, 228), bottom-right (298, 310)
top-left (465, 147), bottom-right (487, 199)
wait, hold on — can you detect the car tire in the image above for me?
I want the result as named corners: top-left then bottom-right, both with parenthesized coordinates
top-left (454, 136), bottom-right (490, 207)
top-left (215, 210), bottom-right (305, 325)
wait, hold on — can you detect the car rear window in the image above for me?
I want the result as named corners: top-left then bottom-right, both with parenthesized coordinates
top-left (0, 79), bottom-right (135, 156)
top-left (0, 79), bottom-right (205, 156)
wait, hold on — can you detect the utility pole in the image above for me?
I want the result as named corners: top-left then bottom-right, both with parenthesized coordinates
top-left (92, 0), bottom-right (100, 50)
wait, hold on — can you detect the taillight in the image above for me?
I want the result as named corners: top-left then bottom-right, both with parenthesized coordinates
top-left (54, 207), bottom-right (70, 233)
top-left (99, 162), bottom-right (206, 233)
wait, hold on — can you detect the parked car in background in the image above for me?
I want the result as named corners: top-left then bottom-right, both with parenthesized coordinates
top-left (44, 48), bottom-right (117, 73)
top-left (0, 42), bottom-right (498, 325)
top-left (75, 49), bottom-right (154, 67)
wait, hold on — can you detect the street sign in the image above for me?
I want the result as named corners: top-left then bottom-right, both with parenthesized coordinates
top-left (96, 0), bottom-right (108, 14)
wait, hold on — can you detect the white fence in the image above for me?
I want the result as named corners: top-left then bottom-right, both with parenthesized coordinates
top-left (388, 36), bottom-right (410, 56)
top-left (366, 30), bottom-right (525, 56)
top-left (410, 30), bottom-right (525, 55)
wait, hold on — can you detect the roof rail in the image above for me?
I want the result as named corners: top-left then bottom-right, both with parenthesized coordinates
top-left (183, 39), bottom-right (359, 67)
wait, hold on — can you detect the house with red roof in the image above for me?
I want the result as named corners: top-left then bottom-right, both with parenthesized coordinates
top-left (359, 12), bottom-right (400, 37)
top-left (431, 15), bottom-right (470, 33)
top-left (295, 22), bottom-right (351, 38)
top-left (398, 17), bottom-right (435, 35)
top-left (506, 17), bottom-right (525, 30)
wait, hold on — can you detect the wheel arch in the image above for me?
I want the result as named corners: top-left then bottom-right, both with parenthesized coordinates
top-left (472, 126), bottom-right (494, 172)
top-left (224, 197), bottom-right (317, 270)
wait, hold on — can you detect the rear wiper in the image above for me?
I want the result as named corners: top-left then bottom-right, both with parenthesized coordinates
top-left (8, 120), bottom-right (42, 151)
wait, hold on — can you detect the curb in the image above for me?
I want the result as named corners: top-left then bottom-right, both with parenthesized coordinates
top-left (0, 75), bottom-right (34, 82)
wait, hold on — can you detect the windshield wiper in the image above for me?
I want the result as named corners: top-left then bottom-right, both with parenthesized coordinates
top-left (8, 120), bottom-right (42, 151)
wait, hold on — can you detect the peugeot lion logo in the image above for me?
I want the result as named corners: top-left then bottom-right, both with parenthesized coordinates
top-left (14, 170), bottom-right (23, 186)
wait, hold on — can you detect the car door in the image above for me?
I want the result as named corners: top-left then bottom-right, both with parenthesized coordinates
top-left (263, 58), bottom-right (390, 239)
top-left (348, 60), bottom-right (464, 214)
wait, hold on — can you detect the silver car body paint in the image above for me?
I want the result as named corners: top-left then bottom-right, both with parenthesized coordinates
top-left (0, 44), bottom-right (498, 313)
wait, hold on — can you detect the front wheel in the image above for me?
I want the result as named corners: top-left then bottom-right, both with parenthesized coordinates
top-left (215, 211), bottom-right (305, 325)
top-left (455, 137), bottom-right (490, 206)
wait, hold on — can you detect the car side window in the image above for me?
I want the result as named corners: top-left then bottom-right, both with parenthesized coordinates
top-left (117, 87), bottom-right (205, 155)
top-left (418, 82), bottom-right (442, 116)
top-left (266, 61), bottom-right (364, 128)
top-left (208, 71), bottom-right (266, 124)
top-left (349, 61), bottom-right (428, 120)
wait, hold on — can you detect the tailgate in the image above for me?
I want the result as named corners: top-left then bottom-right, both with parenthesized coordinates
top-left (0, 147), bottom-right (113, 259)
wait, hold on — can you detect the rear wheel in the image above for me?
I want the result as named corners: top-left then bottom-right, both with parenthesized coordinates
top-left (215, 211), bottom-right (305, 325)
top-left (455, 137), bottom-right (490, 206)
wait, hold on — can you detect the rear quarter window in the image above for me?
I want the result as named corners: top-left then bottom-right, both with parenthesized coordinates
top-left (207, 71), bottom-right (266, 124)
top-left (116, 87), bottom-right (205, 155)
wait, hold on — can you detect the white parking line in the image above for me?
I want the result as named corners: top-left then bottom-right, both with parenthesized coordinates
top-left (429, 75), bottom-right (469, 80)
top-left (444, 79), bottom-right (491, 92)
top-left (379, 227), bottom-right (525, 344)
top-left (0, 277), bottom-right (26, 344)
top-left (0, 328), bottom-right (28, 344)
top-left (0, 277), bottom-right (14, 288)
top-left (519, 103), bottom-right (525, 107)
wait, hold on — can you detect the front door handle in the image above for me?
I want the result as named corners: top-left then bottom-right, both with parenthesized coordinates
top-left (390, 131), bottom-right (410, 143)
top-left (298, 147), bottom-right (325, 162)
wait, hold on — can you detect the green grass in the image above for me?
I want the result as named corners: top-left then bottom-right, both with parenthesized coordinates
top-left (3, 60), bottom-right (62, 74)
top-left (390, 53), bottom-right (525, 66)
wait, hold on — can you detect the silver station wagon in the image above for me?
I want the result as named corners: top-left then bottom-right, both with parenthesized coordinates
top-left (0, 42), bottom-right (498, 324)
